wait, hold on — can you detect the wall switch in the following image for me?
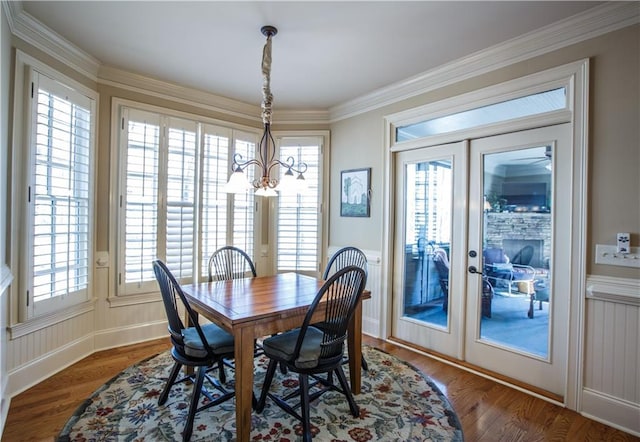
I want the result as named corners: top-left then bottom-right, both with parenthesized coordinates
top-left (617, 232), bottom-right (630, 254)
top-left (595, 244), bottom-right (640, 268)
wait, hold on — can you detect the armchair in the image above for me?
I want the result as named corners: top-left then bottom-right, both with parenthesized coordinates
top-left (483, 247), bottom-right (539, 318)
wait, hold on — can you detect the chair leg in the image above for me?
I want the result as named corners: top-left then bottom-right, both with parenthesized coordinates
top-left (218, 358), bottom-right (226, 384)
top-left (334, 365), bottom-right (359, 417)
top-left (183, 366), bottom-right (205, 442)
top-left (159, 361), bottom-right (182, 406)
top-left (256, 359), bottom-right (279, 413)
top-left (361, 355), bottom-right (368, 371)
top-left (299, 374), bottom-right (312, 442)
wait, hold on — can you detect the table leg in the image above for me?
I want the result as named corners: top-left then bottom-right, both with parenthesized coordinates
top-left (347, 300), bottom-right (363, 394)
top-left (234, 325), bottom-right (255, 442)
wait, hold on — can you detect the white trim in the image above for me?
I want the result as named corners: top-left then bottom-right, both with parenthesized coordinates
top-left (7, 334), bottom-right (95, 397)
top-left (93, 320), bottom-right (167, 351)
top-left (330, 2), bottom-right (639, 121)
top-left (7, 299), bottom-right (95, 339)
top-left (99, 66), bottom-right (330, 125)
top-left (7, 2), bottom-right (637, 124)
top-left (586, 275), bottom-right (640, 306)
top-left (7, 321), bottom-right (167, 397)
top-left (581, 388), bottom-right (640, 437)
top-left (6, 1), bottom-right (100, 82)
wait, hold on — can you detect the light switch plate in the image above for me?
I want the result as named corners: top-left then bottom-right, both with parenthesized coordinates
top-left (595, 244), bottom-right (640, 268)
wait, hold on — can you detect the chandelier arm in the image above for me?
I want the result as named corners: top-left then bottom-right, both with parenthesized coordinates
top-left (231, 153), bottom-right (262, 171)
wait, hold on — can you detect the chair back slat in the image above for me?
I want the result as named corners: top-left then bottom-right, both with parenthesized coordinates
top-left (153, 259), bottom-right (213, 360)
top-left (324, 246), bottom-right (368, 283)
top-left (208, 246), bottom-right (257, 282)
top-left (296, 266), bottom-right (366, 363)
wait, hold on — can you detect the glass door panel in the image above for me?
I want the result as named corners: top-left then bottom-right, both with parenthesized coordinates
top-left (403, 160), bottom-right (452, 328)
top-left (480, 146), bottom-right (552, 358)
top-left (392, 142), bottom-right (466, 359)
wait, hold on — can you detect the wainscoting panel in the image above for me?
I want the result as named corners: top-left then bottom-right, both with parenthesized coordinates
top-left (327, 247), bottom-right (382, 338)
top-left (582, 275), bottom-right (640, 436)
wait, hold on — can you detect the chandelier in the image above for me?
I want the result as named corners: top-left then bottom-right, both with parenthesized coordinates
top-left (225, 25), bottom-right (307, 197)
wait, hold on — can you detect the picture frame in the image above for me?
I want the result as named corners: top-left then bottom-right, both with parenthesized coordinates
top-left (340, 168), bottom-right (371, 217)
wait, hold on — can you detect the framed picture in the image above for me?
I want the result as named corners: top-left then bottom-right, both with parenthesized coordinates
top-left (340, 168), bottom-right (371, 217)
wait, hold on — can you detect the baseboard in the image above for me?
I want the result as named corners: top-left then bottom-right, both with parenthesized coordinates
top-left (8, 334), bottom-right (95, 397)
top-left (8, 321), bottom-right (167, 398)
top-left (93, 320), bottom-right (167, 352)
top-left (581, 388), bottom-right (640, 437)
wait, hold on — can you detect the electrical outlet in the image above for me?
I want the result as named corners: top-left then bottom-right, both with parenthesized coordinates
top-left (617, 232), bottom-right (630, 254)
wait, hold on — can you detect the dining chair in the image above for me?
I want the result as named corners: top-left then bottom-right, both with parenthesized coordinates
top-left (255, 266), bottom-right (367, 442)
top-left (208, 245), bottom-right (257, 282)
top-left (321, 246), bottom-right (369, 371)
top-left (153, 260), bottom-right (235, 442)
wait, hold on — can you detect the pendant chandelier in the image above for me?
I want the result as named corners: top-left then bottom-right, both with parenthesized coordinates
top-left (225, 25), bottom-right (307, 197)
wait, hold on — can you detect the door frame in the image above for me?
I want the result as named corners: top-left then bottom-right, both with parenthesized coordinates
top-left (381, 59), bottom-right (589, 409)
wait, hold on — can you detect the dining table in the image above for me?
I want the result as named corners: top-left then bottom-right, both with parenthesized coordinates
top-left (181, 272), bottom-right (371, 442)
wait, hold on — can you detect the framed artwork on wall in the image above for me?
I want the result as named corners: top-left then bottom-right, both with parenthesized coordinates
top-left (340, 168), bottom-right (371, 217)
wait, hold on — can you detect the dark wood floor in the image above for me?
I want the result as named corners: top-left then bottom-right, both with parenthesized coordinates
top-left (2, 336), bottom-right (638, 441)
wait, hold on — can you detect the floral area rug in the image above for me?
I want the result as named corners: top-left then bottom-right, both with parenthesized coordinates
top-left (57, 346), bottom-right (463, 441)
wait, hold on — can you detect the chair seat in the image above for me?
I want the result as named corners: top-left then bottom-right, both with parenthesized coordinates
top-left (262, 326), bottom-right (324, 369)
top-left (183, 323), bottom-right (234, 358)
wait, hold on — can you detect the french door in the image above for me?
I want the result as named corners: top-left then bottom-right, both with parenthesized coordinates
top-left (392, 141), bottom-right (467, 359)
top-left (392, 124), bottom-right (571, 396)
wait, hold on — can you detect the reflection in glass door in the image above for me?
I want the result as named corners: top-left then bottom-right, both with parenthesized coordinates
top-left (403, 160), bottom-right (452, 327)
top-left (480, 146), bottom-right (553, 358)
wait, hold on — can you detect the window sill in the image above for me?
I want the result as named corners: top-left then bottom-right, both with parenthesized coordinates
top-left (107, 291), bottom-right (160, 308)
top-left (9, 298), bottom-right (96, 339)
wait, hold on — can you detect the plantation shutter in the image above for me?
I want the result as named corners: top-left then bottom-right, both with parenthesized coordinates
top-left (165, 117), bottom-right (197, 279)
top-left (121, 108), bottom-right (160, 294)
top-left (28, 71), bottom-right (94, 316)
top-left (276, 138), bottom-right (321, 273)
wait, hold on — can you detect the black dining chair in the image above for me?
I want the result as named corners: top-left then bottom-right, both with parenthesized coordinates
top-left (153, 260), bottom-right (235, 442)
top-left (208, 245), bottom-right (257, 282)
top-left (255, 266), bottom-right (367, 442)
top-left (321, 246), bottom-right (369, 371)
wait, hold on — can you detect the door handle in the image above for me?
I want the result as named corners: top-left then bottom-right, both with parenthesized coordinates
top-left (468, 266), bottom-right (483, 275)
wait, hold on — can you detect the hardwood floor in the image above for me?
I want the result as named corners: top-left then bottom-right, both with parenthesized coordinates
top-left (2, 336), bottom-right (637, 441)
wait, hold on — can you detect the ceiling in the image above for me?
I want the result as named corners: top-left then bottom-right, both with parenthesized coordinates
top-left (19, 1), bottom-right (604, 111)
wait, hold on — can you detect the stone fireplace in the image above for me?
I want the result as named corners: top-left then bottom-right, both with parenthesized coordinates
top-left (485, 212), bottom-right (552, 268)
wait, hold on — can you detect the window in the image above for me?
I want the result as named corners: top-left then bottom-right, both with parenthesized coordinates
top-left (118, 107), bottom-right (256, 295)
top-left (23, 69), bottom-right (96, 318)
top-left (275, 137), bottom-right (323, 274)
top-left (396, 87), bottom-right (567, 142)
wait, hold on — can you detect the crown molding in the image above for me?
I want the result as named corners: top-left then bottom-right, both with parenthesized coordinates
top-left (99, 65), bottom-right (262, 124)
top-left (329, 2), bottom-right (640, 122)
top-left (99, 65), bottom-right (329, 125)
top-left (7, 1), bottom-right (100, 82)
top-left (7, 1), bottom-right (638, 124)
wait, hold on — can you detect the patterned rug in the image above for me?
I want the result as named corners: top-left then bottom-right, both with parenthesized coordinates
top-left (57, 346), bottom-right (464, 441)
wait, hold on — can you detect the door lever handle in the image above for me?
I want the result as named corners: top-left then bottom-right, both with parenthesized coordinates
top-left (468, 266), bottom-right (483, 275)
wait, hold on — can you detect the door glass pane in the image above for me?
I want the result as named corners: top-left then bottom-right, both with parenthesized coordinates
top-left (481, 146), bottom-right (552, 358)
top-left (403, 160), bottom-right (452, 327)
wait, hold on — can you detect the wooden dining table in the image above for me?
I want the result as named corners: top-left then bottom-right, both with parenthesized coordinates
top-left (181, 272), bottom-right (370, 442)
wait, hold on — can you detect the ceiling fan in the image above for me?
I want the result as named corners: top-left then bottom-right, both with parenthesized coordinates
top-left (513, 145), bottom-right (552, 166)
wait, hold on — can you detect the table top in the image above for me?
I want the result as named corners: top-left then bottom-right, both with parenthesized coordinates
top-left (182, 272), bottom-right (326, 326)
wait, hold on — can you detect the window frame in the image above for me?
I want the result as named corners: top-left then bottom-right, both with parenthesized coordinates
top-left (10, 50), bottom-right (98, 325)
top-left (110, 99), bottom-right (262, 304)
top-left (269, 132), bottom-right (328, 276)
